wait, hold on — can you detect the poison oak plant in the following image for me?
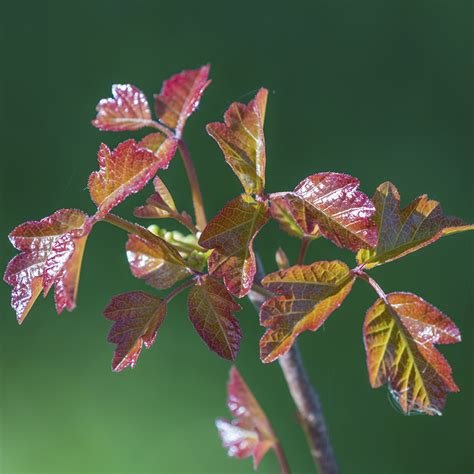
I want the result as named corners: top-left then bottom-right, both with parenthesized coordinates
top-left (4, 64), bottom-right (472, 474)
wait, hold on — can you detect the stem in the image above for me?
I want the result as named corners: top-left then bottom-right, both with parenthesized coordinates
top-left (297, 238), bottom-right (310, 265)
top-left (164, 278), bottom-right (196, 303)
top-left (178, 140), bottom-right (207, 231)
top-left (104, 213), bottom-right (146, 235)
top-left (274, 441), bottom-right (291, 474)
top-left (352, 268), bottom-right (388, 302)
top-left (149, 120), bottom-right (174, 137)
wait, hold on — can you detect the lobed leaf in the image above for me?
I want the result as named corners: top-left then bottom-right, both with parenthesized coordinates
top-left (103, 291), bottom-right (167, 372)
top-left (92, 84), bottom-right (152, 131)
top-left (207, 88), bottom-right (268, 195)
top-left (216, 367), bottom-right (277, 468)
top-left (187, 275), bottom-right (241, 360)
top-left (291, 172), bottom-right (377, 252)
top-left (88, 138), bottom-right (177, 218)
top-left (357, 182), bottom-right (474, 268)
top-left (154, 64), bottom-right (211, 137)
top-left (364, 292), bottom-right (461, 415)
top-left (199, 194), bottom-right (270, 297)
top-left (260, 261), bottom-right (355, 363)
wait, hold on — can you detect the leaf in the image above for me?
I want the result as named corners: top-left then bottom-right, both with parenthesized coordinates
top-left (207, 88), bottom-right (268, 195)
top-left (4, 209), bottom-right (91, 322)
top-left (88, 138), bottom-right (177, 218)
top-left (357, 182), bottom-right (474, 268)
top-left (260, 261), bottom-right (355, 363)
top-left (292, 172), bottom-right (378, 252)
top-left (154, 64), bottom-right (211, 137)
top-left (364, 292), bottom-right (461, 415)
top-left (187, 275), bottom-right (241, 360)
top-left (126, 234), bottom-right (191, 290)
top-left (216, 367), bottom-right (277, 468)
top-left (199, 194), bottom-right (270, 297)
top-left (103, 291), bottom-right (167, 372)
top-left (92, 84), bottom-right (152, 131)
top-left (269, 192), bottom-right (320, 239)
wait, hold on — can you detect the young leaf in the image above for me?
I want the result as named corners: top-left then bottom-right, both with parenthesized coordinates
top-left (216, 367), bottom-right (277, 468)
top-left (187, 275), bottom-right (241, 360)
top-left (88, 138), bottom-right (177, 218)
top-left (154, 64), bottom-right (211, 137)
top-left (207, 88), bottom-right (268, 195)
top-left (364, 292), bottom-right (461, 415)
top-left (92, 84), bottom-right (152, 131)
top-left (4, 209), bottom-right (91, 322)
top-left (199, 194), bottom-right (270, 297)
top-left (126, 234), bottom-right (191, 290)
top-left (103, 291), bottom-right (167, 372)
top-left (357, 182), bottom-right (474, 268)
top-left (260, 261), bottom-right (355, 363)
top-left (292, 172), bottom-right (378, 252)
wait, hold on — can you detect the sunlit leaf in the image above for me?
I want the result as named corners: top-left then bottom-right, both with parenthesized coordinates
top-left (187, 275), bottom-right (241, 360)
top-left (88, 138), bottom-right (177, 218)
top-left (216, 367), bottom-right (277, 468)
top-left (357, 182), bottom-right (474, 268)
top-left (126, 234), bottom-right (191, 290)
top-left (207, 88), bottom-right (268, 195)
top-left (103, 291), bottom-right (167, 372)
top-left (199, 194), bottom-right (269, 297)
top-left (364, 292), bottom-right (460, 415)
top-left (260, 261), bottom-right (355, 363)
top-left (154, 64), bottom-right (211, 137)
top-left (92, 84), bottom-right (152, 131)
top-left (292, 172), bottom-right (377, 252)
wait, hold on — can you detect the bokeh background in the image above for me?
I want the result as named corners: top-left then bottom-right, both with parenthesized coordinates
top-left (1, 1), bottom-right (472, 473)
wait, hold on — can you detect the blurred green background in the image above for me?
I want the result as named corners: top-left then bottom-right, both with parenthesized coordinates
top-left (1, 1), bottom-right (472, 473)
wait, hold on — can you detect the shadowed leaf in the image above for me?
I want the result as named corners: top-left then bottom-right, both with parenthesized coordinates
top-left (357, 182), bottom-right (474, 268)
top-left (207, 88), bottom-right (268, 195)
top-left (364, 292), bottom-right (461, 415)
top-left (260, 261), bottom-right (355, 363)
top-left (104, 291), bottom-right (167, 372)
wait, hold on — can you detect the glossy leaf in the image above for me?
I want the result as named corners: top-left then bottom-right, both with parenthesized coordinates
top-left (216, 367), bottom-right (277, 468)
top-left (207, 88), bottom-right (268, 195)
top-left (357, 182), bottom-right (474, 268)
top-left (88, 138), bottom-right (177, 218)
top-left (364, 292), bottom-right (460, 415)
top-left (293, 172), bottom-right (377, 252)
top-left (4, 209), bottom-right (91, 322)
top-left (154, 64), bottom-right (211, 137)
top-left (260, 261), bottom-right (355, 363)
top-left (187, 275), bottom-right (241, 360)
top-left (92, 84), bottom-right (152, 131)
top-left (103, 291), bottom-right (167, 372)
top-left (199, 194), bottom-right (270, 297)
top-left (126, 234), bottom-right (191, 290)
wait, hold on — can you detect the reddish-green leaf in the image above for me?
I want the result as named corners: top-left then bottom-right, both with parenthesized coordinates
top-left (4, 209), bottom-right (91, 322)
top-left (187, 275), bottom-right (241, 360)
top-left (207, 88), bottom-right (268, 195)
top-left (126, 234), bottom-right (191, 290)
top-left (293, 172), bottom-right (377, 252)
top-left (92, 84), bottom-right (152, 131)
top-left (216, 367), bottom-right (277, 468)
top-left (154, 64), bottom-right (211, 137)
top-left (103, 291), bottom-right (167, 372)
top-left (364, 292), bottom-right (460, 415)
top-left (88, 138), bottom-right (177, 218)
top-left (357, 181), bottom-right (474, 268)
top-left (260, 261), bottom-right (355, 363)
top-left (199, 194), bottom-right (270, 297)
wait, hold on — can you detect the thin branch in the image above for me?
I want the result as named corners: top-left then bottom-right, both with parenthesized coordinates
top-left (274, 441), bottom-right (291, 474)
top-left (297, 238), bottom-right (310, 265)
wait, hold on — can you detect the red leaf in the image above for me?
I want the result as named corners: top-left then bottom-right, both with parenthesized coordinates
top-left (92, 84), bottom-right (152, 131)
top-left (187, 275), bottom-right (241, 360)
top-left (293, 172), bottom-right (378, 252)
top-left (199, 194), bottom-right (270, 297)
top-left (216, 367), bottom-right (277, 468)
top-left (103, 291), bottom-right (167, 372)
top-left (154, 64), bottom-right (211, 137)
top-left (364, 292), bottom-right (461, 415)
top-left (88, 138), bottom-right (177, 218)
